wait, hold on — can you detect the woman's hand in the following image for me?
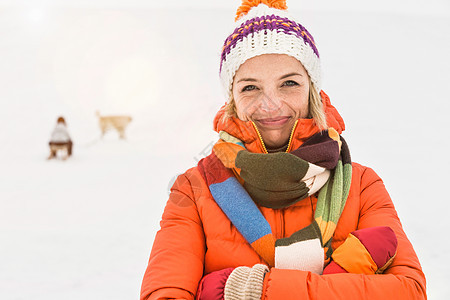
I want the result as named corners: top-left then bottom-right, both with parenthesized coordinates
top-left (196, 267), bottom-right (234, 300)
top-left (323, 226), bottom-right (398, 275)
top-left (197, 264), bottom-right (269, 300)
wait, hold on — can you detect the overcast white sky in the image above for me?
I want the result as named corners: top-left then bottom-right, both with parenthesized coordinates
top-left (1, 0), bottom-right (449, 16)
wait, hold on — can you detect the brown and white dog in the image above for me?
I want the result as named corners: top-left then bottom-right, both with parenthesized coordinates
top-left (96, 111), bottom-right (132, 139)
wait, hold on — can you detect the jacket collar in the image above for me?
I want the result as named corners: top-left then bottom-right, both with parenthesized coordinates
top-left (213, 91), bottom-right (345, 153)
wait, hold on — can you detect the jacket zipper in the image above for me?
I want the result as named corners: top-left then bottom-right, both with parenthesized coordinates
top-left (272, 208), bottom-right (286, 239)
top-left (252, 120), bottom-right (298, 238)
top-left (286, 120), bottom-right (299, 152)
top-left (251, 122), bottom-right (268, 154)
top-left (250, 121), bottom-right (298, 239)
top-left (251, 120), bottom-right (299, 154)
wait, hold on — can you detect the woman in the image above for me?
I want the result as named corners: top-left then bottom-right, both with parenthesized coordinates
top-left (140, 1), bottom-right (426, 299)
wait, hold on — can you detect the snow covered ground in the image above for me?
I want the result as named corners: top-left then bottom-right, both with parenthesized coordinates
top-left (1, 2), bottom-right (449, 299)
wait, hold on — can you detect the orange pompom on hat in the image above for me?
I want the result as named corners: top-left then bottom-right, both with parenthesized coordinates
top-left (220, 0), bottom-right (321, 99)
top-left (235, 0), bottom-right (288, 21)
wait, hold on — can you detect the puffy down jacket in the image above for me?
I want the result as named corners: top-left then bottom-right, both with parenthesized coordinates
top-left (140, 92), bottom-right (426, 299)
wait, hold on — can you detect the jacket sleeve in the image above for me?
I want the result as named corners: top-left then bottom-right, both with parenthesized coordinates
top-left (140, 171), bottom-right (206, 300)
top-left (261, 167), bottom-right (426, 300)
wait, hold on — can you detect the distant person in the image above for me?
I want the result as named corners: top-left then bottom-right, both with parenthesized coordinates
top-left (140, 1), bottom-right (426, 299)
top-left (48, 116), bottom-right (72, 160)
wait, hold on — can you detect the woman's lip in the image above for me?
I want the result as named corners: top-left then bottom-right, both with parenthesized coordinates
top-left (256, 116), bottom-right (291, 126)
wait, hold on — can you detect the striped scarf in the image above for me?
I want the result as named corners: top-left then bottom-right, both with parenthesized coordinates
top-left (197, 128), bottom-right (352, 273)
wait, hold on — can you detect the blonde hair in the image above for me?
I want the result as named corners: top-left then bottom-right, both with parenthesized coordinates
top-left (225, 80), bottom-right (327, 130)
top-left (308, 81), bottom-right (327, 130)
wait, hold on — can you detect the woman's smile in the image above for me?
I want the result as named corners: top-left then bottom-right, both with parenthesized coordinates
top-left (255, 116), bottom-right (291, 127)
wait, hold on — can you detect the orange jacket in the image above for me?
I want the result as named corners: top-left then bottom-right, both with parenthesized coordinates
top-left (140, 92), bottom-right (426, 299)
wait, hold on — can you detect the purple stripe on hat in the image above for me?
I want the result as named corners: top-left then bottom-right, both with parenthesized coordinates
top-left (220, 15), bottom-right (319, 72)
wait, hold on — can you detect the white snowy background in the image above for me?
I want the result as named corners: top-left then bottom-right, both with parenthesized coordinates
top-left (0, 0), bottom-right (449, 299)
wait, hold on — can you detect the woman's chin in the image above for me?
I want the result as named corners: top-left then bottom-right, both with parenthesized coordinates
top-left (261, 133), bottom-right (290, 150)
top-left (257, 121), bottom-right (296, 150)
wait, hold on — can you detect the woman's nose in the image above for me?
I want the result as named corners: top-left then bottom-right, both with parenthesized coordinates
top-left (258, 90), bottom-right (282, 112)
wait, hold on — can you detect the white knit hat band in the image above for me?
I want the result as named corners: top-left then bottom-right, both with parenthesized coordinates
top-left (220, 30), bottom-right (321, 97)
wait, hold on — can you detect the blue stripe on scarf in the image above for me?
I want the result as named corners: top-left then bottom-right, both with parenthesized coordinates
top-left (209, 177), bottom-right (271, 244)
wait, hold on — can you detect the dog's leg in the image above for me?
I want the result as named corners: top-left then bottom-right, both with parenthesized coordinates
top-left (100, 122), bottom-right (106, 138)
top-left (118, 128), bottom-right (125, 139)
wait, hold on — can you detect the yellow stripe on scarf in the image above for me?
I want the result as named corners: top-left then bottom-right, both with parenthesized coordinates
top-left (315, 216), bottom-right (337, 246)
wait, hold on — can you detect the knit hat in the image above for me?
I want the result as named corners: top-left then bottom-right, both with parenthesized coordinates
top-left (219, 0), bottom-right (321, 100)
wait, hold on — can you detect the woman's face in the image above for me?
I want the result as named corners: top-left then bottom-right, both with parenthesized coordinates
top-left (232, 54), bottom-right (310, 150)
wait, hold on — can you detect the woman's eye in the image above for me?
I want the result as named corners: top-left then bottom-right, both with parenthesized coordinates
top-left (282, 80), bottom-right (299, 87)
top-left (242, 85), bottom-right (257, 92)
